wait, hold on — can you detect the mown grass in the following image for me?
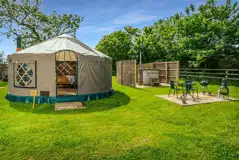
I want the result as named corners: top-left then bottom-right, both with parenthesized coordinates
top-left (0, 78), bottom-right (239, 160)
top-left (0, 81), bottom-right (7, 87)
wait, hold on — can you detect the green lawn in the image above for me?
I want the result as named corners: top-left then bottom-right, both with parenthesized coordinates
top-left (0, 78), bottom-right (239, 160)
top-left (0, 81), bottom-right (7, 87)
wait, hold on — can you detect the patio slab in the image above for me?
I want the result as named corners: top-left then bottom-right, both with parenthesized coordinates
top-left (156, 94), bottom-right (238, 106)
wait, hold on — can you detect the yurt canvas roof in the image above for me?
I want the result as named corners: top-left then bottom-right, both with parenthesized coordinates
top-left (17, 34), bottom-right (111, 59)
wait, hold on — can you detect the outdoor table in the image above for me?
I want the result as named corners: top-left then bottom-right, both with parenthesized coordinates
top-left (179, 82), bottom-right (196, 101)
top-left (179, 82), bottom-right (197, 87)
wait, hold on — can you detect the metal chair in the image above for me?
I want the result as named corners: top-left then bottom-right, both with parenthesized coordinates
top-left (168, 81), bottom-right (183, 99)
top-left (200, 80), bottom-right (209, 95)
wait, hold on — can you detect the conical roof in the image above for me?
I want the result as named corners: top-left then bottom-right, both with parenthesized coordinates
top-left (17, 34), bottom-right (111, 59)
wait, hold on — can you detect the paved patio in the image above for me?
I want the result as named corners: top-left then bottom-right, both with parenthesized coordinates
top-left (156, 94), bottom-right (238, 106)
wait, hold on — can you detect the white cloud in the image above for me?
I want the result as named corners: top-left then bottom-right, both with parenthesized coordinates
top-left (113, 11), bottom-right (156, 25)
top-left (78, 26), bottom-right (116, 34)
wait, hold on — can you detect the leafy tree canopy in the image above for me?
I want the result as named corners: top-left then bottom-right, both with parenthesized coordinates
top-left (96, 30), bottom-right (132, 72)
top-left (96, 0), bottom-right (239, 69)
top-left (0, 0), bottom-right (83, 48)
top-left (0, 50), bottom-right (5, 64)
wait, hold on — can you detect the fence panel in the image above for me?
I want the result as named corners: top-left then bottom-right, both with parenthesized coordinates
top-left (180, 68), bottom-right (239, 85)
top-left (116, 61), bottom-right (122, 84)
top-left (0, 64), bottom-right (8, 81)
top-left (116, 60), bottom-right (136, 87)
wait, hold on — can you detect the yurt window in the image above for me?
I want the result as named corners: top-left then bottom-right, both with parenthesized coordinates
top-left (14, 61), bottom-right (37, 88)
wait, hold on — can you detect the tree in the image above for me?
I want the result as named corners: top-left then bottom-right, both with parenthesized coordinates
top-left (96, 30), bottom-right (132, 73)
top-left (0, 0), bottom-right (83, 48)
top-left (0, 50), bottom-right (5, 64)
top-left (96, 0), bottom-right (239, 69)
top-left (132, 0), bottom-right (239, 68)
top-left (124, 26), bottom-right (140, 44)
top-left (175, 0), bottom-right (239, 68)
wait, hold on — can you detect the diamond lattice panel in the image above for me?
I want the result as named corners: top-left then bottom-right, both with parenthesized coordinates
top-left (57, 61), bottom-right (76, 76)
top-left (15, 63), bottom-right (33, 86)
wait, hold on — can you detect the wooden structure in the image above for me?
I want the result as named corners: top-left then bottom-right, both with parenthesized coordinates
top-left (0, 64), bottom-right (8, 81)
top-left (180, 68), bottom-right (239, 82)
top-left (136, 61), bottom-right (179, 84)
top-left (153, 61), bottom-right (180, 83)
top-left (116, 60), bottom-right (136, 87)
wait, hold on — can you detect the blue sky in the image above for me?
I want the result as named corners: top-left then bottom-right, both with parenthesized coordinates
top-left (0, 0), bottom-right (231, 55)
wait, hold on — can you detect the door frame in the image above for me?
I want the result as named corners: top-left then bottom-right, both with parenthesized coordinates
top-left (55, 51), bottom-right (79, 97)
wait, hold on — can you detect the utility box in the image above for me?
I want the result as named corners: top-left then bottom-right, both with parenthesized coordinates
top-left (143, 70), bottom-right (159, 85)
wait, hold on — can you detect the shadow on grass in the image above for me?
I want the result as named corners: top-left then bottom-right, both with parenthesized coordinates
top-left (9, 91), bottom-right (130, 114)
top-left (0, 81), bottom-right (8, 87)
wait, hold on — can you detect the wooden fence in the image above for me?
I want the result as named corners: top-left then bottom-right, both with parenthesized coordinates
top-left (136, 61), bottom-right (179, 84)
top-left (0, 64), bottom-right (8, 81)
top-left (116, 60), bottom-right (136, 87)
top-left (180, 68), bottom-right (239, 81)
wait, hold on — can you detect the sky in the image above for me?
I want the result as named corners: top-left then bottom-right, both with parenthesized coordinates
top-left (0, 0), bottom-right (232, 56)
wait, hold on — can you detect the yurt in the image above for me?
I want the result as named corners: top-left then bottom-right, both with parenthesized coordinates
top-left (6, 34), bottom-right (113, 103)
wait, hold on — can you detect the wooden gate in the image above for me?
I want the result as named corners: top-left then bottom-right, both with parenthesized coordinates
top-left (116, 60), bottom-right (136, 87)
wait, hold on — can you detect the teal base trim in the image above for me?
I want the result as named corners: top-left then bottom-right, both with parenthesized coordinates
top-left (5, 89), bottom-right (114, 104)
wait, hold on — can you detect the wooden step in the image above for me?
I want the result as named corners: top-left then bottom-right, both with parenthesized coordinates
top-left (55, 102), bottom-right (85, 111)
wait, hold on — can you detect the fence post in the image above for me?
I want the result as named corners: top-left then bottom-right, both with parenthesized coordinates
top-left (176, 61), bottom-right (179, 82)
top-left (165, 62), bottom-right (168, 83)
top-left (121, 61), bottom-right (123, 85)
top-left (225, 69), bottom-right (228, 81)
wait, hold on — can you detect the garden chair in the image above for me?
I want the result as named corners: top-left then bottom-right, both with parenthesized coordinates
top-left (168, 81), bottom-right (184, 99)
